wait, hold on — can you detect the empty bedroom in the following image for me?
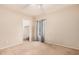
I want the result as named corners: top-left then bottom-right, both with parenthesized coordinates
top-left (0, 4), bottom-right (79, 55)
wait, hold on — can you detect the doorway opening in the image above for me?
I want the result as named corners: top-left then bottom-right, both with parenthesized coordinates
top-left (23, 19), bottom-right (32, 42)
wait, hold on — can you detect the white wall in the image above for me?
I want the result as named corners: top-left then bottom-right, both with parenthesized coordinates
top-left (37, 5), bottom-right (79, 49)
top-left (0, 7), bottom-right (32, 49)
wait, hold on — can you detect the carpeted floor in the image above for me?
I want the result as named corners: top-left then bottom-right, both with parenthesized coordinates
top-left (0, 41), bottom-right (79, 55)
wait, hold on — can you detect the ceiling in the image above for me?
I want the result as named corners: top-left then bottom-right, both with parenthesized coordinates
top-left (0, 4), bottom-right (72, 17)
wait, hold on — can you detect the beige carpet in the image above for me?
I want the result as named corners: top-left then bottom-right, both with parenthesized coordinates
top-left (0, 41), bottom-right (79, 55)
